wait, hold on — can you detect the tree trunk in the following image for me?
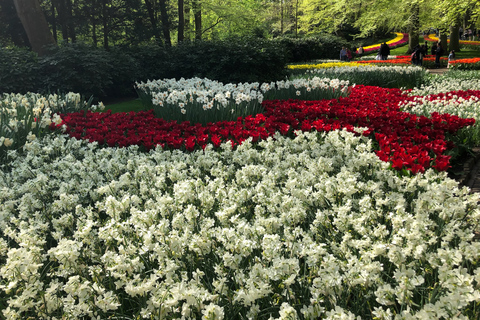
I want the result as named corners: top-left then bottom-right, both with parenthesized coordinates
top-left (89, 0), bottom-right (98, 46)
top-left (178, 0), bottom-right (184, 42)
top-left (406, 3), bottom-right (419, 54)
top-left (440, 32), bottom-right (448, 54)
top-left (193, 0), bottom-right (201, 40)
top-left (65, 0), bottom-right (76, 42)
top-left (52, 0), bottom-right (69, 42)
top-left (449, 24), bottom-right (460, 52)
top-left (144, 0), bottom-right (162, 43)
top-left (102, 0), bottom-right (108, 49)
top-left (159, 0), bottom-right (171, 46)
top-left (184, 1), bottom-right (191, 40)
top-left (50, 1), bottom-right (57, 42)
top-left (13, 0), bottom-right (56, 56)
top-left (280, 0), bottom-right (284, 34)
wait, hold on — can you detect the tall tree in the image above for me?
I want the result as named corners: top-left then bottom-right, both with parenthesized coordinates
top-left (407, 2), bottom-right (420, 53)
top-left (0, 0), bottom-right (29, 46)
top-left (159, 0), bottom-right (172, 45)
top-left (193, 0), bottom-right (202, 39)
top-left (144, 0), bottom-right (161, 43)
top-left (13, 0), bottom-right (56, 55)
top-left (178, 0), bottom-right (185, 41)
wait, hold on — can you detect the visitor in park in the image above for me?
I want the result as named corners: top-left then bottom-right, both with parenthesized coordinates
top-left (435, 42), bottom-right (444, 68)
top-left (358, 46), bottom-right (364, 55)
top-left (340, 47), bottom-right (347, 61)
top-left (380, 42), bottom-right (390, 60)
top-left (424, 41), bottom-right (429, 54)
top-left (448, 50), bottom-right (456, 68)
top-left (411, 45), bottom-right (420, 65)
top-left (431, 42), bottom-right (437, 55)
top-left (346, 48), bottom-right (353, 61)
top-left (419, 44), bottom-right (426, 65)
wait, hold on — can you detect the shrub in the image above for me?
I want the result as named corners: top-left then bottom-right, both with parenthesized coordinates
top-left (165, 37), bottom-right (288, 83)
top-left (37, 43), bottom-right (132, 99)
top-left (0, 47), bottom-right (39, 94)
top-left (275, 34), bottom-right (351, 62)
top-left (1, 39), bottom-right (289, 101)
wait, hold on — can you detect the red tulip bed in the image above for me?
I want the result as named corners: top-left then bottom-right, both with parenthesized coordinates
top-left (58, 85), bottom-right (477, 175)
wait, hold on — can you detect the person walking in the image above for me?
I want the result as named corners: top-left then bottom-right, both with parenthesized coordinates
top-left (340, 47), bottom-right (347, 61)
top-left (380, 42), bottom-right (390, 60)
top-left (346, 48), bottom-right (353, 61)
top-left (431, 42), bottom-right (437, 56)
top-left (419, 44), bottom-right (426, 65)
top-left (448, 50), bottom-right (455, 68)
top-left (435, 42), bottom-right (444, 68)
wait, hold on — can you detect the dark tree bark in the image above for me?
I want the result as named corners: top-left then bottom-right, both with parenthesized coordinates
top-left (52, 0), bottom-right (69, 41)
top-left (1, 0), bottom-right (30, 46)
top-left (158, 0), bottom-right (171, 46)
top-left (102, 0), bottom-right (108, 49)
top-left (178, 0), bottom-right (184, 42)
top-left (449, 24), bottom-right (460, 52)
top-left (50, 0), bottom-right (57, 42)
top-left (406, 2), bottom-right (419, 54)
top-left (144, 0), bottom-right (162, 43)
top-left (89, 0), bottom-right (98, 46)
top-left (13, 0), bottom-right (56, 56)
top-left (192, 0), bottom-right (201, 40)
top-left (184, 1), bottom-right (191, 40)
top-left (65, 0), bottom-right (76, 42)
top-left (439, 32), bottom-right (448, 53)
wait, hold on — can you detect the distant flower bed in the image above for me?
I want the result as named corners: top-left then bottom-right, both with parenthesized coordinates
top-left (287, 62), bottom-right (372, 70)
top-left (449, 57), bottom-right (480, 70)
top-left (356, 32), bottom-right (408, 54)
top-left (425, 33), bottom-right (480, 46)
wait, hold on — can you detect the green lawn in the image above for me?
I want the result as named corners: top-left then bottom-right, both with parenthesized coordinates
top-left (104, 98), bottom-right (145, 113)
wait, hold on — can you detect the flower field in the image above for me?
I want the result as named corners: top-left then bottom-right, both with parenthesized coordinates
top-left (425, 33), bottom-right (480, 46)
top-left (356, 33), bottom-right (409, 54)
top-left (2, 67), bottom-right (480, 319)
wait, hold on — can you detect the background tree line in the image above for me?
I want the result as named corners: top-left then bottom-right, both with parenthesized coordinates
top-left (2, 0), bottom-right (479, 55)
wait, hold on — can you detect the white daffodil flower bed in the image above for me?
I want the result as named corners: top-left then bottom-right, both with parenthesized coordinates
top-left (1, 130), bottom-right (480, 319)
top-left (0, 92), bottom-right (103, 164)
top-left (306, 65), bottom-right (424, 76)
top-left (136, 77), bottom-right (350, 124)
top-left (409, 78), bottom-right (480, 96)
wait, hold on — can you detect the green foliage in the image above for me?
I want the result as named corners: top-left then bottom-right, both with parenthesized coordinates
top-left (37, 43), bottom-right (138, 99)
top-left (1, 39), bottom-right (289, 101)
top-left (165, 37), bottom-right (288, 83)
top-left (275, 34), bottom-right (351, 62)
top-left (0, 47), bottom-right (39, 94)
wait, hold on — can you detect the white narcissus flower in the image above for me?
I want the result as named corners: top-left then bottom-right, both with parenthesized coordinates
top-left (3, 137), bottom-right (13, 147)
top-left (202, 303), bottom-right (224, 320)
top-left (0, 130), bottom-right (480, 318)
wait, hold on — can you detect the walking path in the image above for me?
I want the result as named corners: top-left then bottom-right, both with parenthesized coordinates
top-left (426, 67), bottom-right (448, 75)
